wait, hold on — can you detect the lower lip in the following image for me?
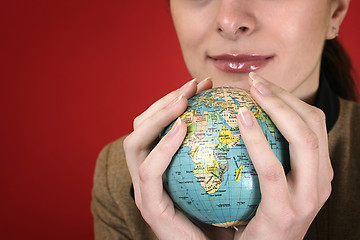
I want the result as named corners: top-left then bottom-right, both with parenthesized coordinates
top-left (210, 57), bottom-right (273, 73)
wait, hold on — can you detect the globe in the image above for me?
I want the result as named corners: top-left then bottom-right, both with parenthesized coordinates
top-left (163, 87), bottom-right (290, 228)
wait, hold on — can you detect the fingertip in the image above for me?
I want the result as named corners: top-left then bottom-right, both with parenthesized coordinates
top-left (178, 78), bottom-right (198, 99)
top-left (166, 94), bottom-right (186, 110)
top-left (180, 78), bottom-right (196, 91)
top-left (249, 71), bottom-right (256, 81)
top-left (169, 117), bottom-right (181, 135)
top-left (237, 107), bottom-right (254, 128)
top-left (167, 117), bottom-right (187, 138)
top-left (196, 77), bottom-right (213, 94)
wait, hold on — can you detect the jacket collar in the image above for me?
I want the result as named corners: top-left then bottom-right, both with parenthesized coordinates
top-left (314, 74), bottom-right (340, 132)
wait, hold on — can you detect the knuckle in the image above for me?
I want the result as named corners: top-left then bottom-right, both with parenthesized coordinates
top-left (321, 183), bottom-right (332, 203)
top-left (134, 194), bottom-right (142, 210)
top-left (133, 115), bottom-right (143, 130)
top-left (140, 211), bottom-right (152, 225)
top-left (138, 163), bottom-right (152, 183)
top-left (329, 167), bottom-right (334, 182)
top-left (156, 145), bottom-right (169, 158)
top-left (302, 199), bottom-right (319, 218)
top-left (325, 184), bottom-right (332, 200)
top-left (299, 190), bottom-right (329, 219)
top-left (272, 99), bottom-right (288, 113)
top-left (326, 161), bottom-right (334, 182)
top-left (294, 196), bottom-right (318, 221)
top-left (123, 135), bottom-right (133, 152)
top-left (303, 130), bottom-right (319, 150)
top-left (123, 134), bottom-right (138, 153)
top-left (262, 163), bottom-right (284, 182)
top-left (319, 177), bottom-right (332, 204)
top-left (141, 207), bottom-right (161, 226)
top-left (275, 85), bottom-right (287, 96)
top-left (308, 107), bottom-right (326, 126)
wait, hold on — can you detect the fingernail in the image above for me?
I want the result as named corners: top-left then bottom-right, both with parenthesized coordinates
top-left (249, 72), bottom-right (272, 96)
top-left (180, 78), bottom-right (197, 91)
top-left (168, 117), bottom-right (181, 136)
top-left (249, 71), bottom-right (257, 82)
top-left (167, 94), bottom-right (184, 108)
top-left (249, 71), bottom-right (269, 85)
top-left (238, 107), bottom-right (254, 128)
top-left (254, 81), bottom-right (272, 96)
top-left (197, 76), bottom-right (212, 89)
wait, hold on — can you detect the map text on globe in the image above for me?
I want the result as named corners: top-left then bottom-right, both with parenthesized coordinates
top-left (164, 87), bottom-right (290, 228)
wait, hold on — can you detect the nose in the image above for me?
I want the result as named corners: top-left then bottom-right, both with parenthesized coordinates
top-left (216, 0), bottom-right (256, 40)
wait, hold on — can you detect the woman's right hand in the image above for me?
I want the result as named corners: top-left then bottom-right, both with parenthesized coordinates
top-left (123, 77), bottom-right (213, 240)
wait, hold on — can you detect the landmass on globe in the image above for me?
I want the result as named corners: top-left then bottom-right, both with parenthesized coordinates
top-left (164, 87), bottom-right (290, 228)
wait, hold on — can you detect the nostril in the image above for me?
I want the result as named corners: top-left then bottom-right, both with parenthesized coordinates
top-left (217, 26), bottom-right (249, 34)
top-left (217, 23), bottom-right (252, 39)
top-left (239, 26), bottom-right (248, 32)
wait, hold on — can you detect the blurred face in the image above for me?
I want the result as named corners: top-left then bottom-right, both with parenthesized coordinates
top-left (170, 0), bottom-right (347, 101)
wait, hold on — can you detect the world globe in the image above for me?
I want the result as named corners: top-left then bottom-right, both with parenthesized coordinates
top-left (163, 87), bottom-right (290, 228)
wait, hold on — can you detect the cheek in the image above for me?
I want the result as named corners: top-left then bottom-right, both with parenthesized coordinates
top-left (173, 16), bottom-right (212, 77)
top-left (177, 18), bottom-right (210, 50)
top-left (268, 0), bottom-right (330, 53)
top-left (273, 8), bottom-right (329, 77)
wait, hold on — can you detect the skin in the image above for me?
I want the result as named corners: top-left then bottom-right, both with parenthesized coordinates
top-left (124, 0), bottom-right (350, 239)
top-left (170, 0), bottom-right (348, 103)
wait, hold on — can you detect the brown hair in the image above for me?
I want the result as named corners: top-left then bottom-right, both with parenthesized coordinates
top-left (321, 39), bottom-right (359, 101)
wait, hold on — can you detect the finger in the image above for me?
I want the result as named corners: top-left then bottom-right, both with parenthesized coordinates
top-left (255, 83), bottom-right (332, 182)
top-left (139, 118), bottom-right (187, 214)
top-left (135, 77), bottom-right (213, 130)
top-left (124, 94), bottom-right (188, 198)
top-left (196, 77), bottom-right (213, 94)
top-left (134, 78), bottom-right (197, 130)
top-left (249, 72), bottom-right (327, 144)
top-left (249, 73), bottom-right (328, 148)
top-left (250, 73), bottom-right (333, 201)
top-left (125, 78), bottom-right (211, 209)
top-left (271, 88), bottom-right (332, 184)
top-left (125, 94), bottom-right (188, 169)
top-left (248, 73), bottom-right (321, 195)
top-left (237, 107), bottom-right (289, 207)
top-left (123, 134), bottom-right (149, 208)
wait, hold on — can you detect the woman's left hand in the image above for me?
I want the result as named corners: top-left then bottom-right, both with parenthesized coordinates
top-left (232, 72), bottom-right (333, 240)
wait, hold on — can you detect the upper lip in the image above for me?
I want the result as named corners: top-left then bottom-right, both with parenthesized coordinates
top-left (209, 54), bottom-right (274, 61)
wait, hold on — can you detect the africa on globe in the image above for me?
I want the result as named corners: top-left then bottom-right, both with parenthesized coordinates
top-left (163, 87), bottom-right (290, 228)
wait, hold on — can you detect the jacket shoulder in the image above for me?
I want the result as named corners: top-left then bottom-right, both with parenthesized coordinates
top-left (91, 136), bottom-right (157, 240)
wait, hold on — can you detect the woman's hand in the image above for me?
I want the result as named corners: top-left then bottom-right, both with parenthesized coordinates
top-left (234, 72), bottom-right (333, 240)
top-left (123, 77), bottom-right (213, 240)
top-left (124, 72), bottom-right (332, 240)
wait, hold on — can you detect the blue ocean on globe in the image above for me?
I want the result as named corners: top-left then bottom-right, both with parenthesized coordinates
top-left (163, 87), bottom-right (290, 228)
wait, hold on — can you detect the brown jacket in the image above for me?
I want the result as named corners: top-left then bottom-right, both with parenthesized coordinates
top-left (91, 98), bottom-right (360, 239)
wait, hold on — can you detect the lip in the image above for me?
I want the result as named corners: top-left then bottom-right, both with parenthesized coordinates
top-left (208, 54), bottom-right (274, 73)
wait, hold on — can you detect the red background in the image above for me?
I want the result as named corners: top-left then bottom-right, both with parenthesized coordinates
top-left (0, 1), bottom-right (359, 239)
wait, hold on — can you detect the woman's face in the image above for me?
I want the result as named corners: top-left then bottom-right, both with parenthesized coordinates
top-left (170, 0), bottom-right (348, 101)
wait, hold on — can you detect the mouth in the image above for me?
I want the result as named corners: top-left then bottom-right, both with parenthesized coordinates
top-left (208, 54), bottom-right (274, 73)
